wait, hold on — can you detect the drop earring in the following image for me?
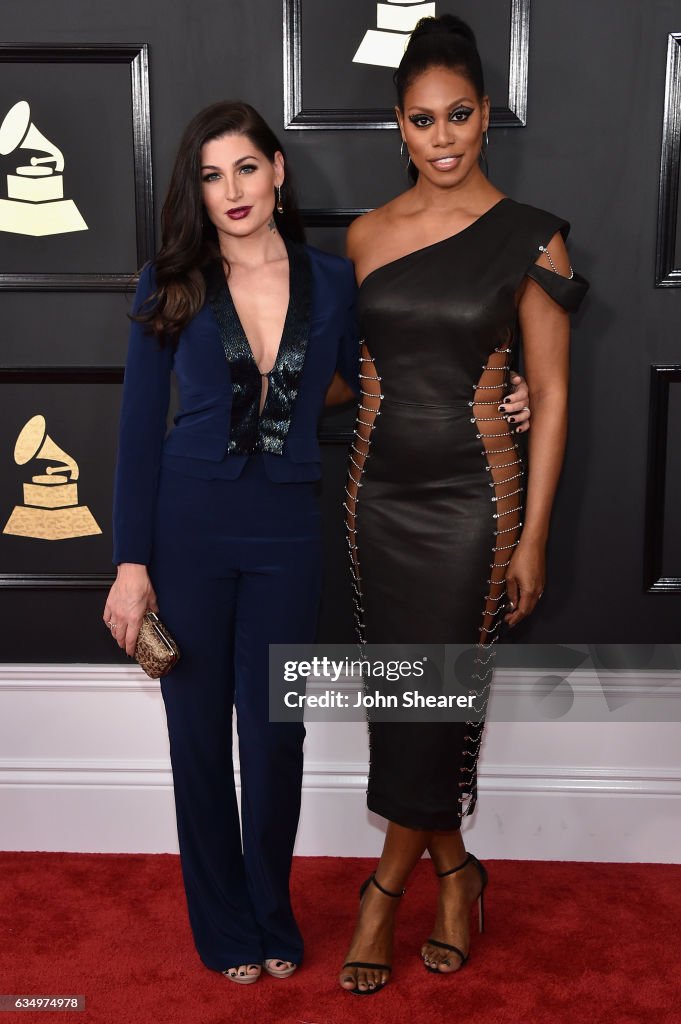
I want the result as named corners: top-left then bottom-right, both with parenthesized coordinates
top-left (276, 184), bottom-right (284, 214)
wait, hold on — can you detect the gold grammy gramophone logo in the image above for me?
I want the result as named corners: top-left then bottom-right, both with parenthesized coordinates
top-left (353, 0), bottom-right (437, 68)
top-left (3, 415), bottom-right (101, 541)
top-left (0, 100), bottom-right (88, 237)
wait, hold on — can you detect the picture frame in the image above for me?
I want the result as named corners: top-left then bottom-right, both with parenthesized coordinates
top-left (656, 33), bottom-right (681, 287)
top-left (283, 0), bottom-right (531, 130)
top-left (0, 367), bottom-right (123, 588)
top-left (0, 44), bottom-right (153, 291)
top-left (644, 365), bottom-right (681, 591)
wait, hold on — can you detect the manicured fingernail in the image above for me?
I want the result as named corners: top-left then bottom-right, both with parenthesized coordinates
top-left (508, 416), bottom-right (515, 423)
top-left (515, 426), bottom-right (523, 433)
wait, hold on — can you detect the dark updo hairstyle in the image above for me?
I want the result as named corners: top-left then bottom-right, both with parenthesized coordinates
top-left (394, 15), bottom-right (485, 183)
top-left (394, 14), bottom-right (484, 107)
top-left (135, 100), bottom-right (305, 344)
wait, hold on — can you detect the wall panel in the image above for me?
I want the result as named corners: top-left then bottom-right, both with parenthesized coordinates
top-left (0, 0), bottom-right (679, 659)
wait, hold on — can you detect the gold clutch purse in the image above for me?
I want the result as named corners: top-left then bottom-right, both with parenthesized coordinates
top-left (134, 611), bottom-right (180, 678)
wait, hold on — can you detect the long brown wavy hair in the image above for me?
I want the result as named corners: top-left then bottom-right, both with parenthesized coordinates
top-left (135, 101), bottom-right (306, 343)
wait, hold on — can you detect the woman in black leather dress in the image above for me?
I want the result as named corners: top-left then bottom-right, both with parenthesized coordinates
top-left (340, 16), bottom-right (588, 994)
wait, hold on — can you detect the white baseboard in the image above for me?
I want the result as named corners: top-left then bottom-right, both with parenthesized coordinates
top-left (1, 665), bottom-right (680, 862)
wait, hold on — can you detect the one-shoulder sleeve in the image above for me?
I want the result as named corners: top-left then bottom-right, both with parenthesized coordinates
top-left (520, 206), bottom-right (589, 314)
top-left (525, 262), bottom-right (589, 314)
top-left (112, 263), bottom-right (173, 566)
top-left (335, 257), bottom-right (361, 396)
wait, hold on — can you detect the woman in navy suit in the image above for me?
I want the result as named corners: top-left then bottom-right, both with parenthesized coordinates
top-left (102, 101), bottom-right (359, 985)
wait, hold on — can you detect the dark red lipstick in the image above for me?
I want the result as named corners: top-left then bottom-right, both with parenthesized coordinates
top-left (227, 206), bottom-right (252, 220)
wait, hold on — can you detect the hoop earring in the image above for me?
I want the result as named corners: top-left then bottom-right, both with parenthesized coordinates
top-left (400, 138), bottom-right (413, 177)
top-left (276, 184), bottom-right (284, 215)
top-left (480, 130), bottom-right (490, 178)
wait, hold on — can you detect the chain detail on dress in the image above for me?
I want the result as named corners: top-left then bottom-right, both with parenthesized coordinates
top-left (538, 244), bottom-right (574, 280)
top-left (459, 333), bottom-right (525, 817)
top-left (344, 343), bottom-right (383, 648)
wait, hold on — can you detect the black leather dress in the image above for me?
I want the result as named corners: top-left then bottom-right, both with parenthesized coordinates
top-left (344, 197), bottom-right (588, 830)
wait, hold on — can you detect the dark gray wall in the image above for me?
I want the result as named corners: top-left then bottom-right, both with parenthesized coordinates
top-left (1, 0), bottom-right (680, 661)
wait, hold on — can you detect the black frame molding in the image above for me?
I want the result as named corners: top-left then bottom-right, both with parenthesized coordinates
top-left (303, 208), bottom-right (369, 228)
top-left (644, 365), bottom-right (681, 592)
top-left (283, 0), bottom-right (531, 130)
top-left (0, 367), bottom-right (123, 589)
top-left (0, 44), bottom-right (153, 292)
top-left (656, 33), bottom-right (681, 287)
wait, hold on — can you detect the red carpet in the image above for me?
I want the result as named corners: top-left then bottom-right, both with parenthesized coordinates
top-left (1, 853), bottom-right (679, 1024)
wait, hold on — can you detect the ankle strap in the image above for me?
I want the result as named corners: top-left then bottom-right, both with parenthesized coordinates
top-left (371, 873), bottom-right (406, 898)
top-left (435, 852), bottom-right (473, 878)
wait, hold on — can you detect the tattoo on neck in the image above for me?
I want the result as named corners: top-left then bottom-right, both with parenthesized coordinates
top-left (268, 217), bottom-right (277, 232)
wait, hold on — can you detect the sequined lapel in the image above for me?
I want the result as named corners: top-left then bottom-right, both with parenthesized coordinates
top-left (205, 258), bottom-right (261, 453)
top-left (263, 238), bottom-right (312, 452)
top-left (204, 238), bottom-right (312, 455)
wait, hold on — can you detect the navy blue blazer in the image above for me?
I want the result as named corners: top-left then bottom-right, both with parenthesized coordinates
top-left (112, 240), bottom-right (359, 566)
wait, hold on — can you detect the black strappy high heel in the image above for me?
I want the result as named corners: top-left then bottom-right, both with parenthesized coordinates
top-left (423, 852), bottom-right (488, 973)
top-left (342, 872), bottom-right (405, 995)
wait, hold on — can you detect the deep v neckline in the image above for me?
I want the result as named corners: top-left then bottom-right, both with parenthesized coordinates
top-left (223, 246), bottom-right (293, 379)
top-left (204, 238), bottom-right (314, 456)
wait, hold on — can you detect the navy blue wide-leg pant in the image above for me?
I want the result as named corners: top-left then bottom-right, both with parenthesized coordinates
top-left (149, 457), bottom-right (321, 971)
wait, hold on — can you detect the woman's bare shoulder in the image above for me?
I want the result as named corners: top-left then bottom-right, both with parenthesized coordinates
top-left (346, 194), bottom-right (410, 273)
top-left (346, 207), bottom-right (382, 255)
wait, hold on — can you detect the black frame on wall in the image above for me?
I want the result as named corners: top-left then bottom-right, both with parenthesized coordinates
top-left (0, 366), bottom-right (123, 589)
top-left (644, 364), bottom-right (681, 592)
top-left (656, 33), bottom-right (681, 287)
top-left (283, 0), bottom-right (531, 130)
top-left (0, 44), bottom-right (153, 292)
top-left (303, 208), bottom-right (368, 227)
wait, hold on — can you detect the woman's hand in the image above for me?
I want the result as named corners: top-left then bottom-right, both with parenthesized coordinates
top-left (103, 563), bottom-right (159, 657)
top-left (501, 372), bottom-right (531, 433)
top-left (503, 540), bottom-right (545, 626)
top-left (324, 371), bottom-right (356, 407)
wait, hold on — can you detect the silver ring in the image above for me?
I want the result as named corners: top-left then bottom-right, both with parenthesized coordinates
top-left (109, 622), bottom-right (117, 631)
top-left (522, 405), bottom-right (530, 412)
